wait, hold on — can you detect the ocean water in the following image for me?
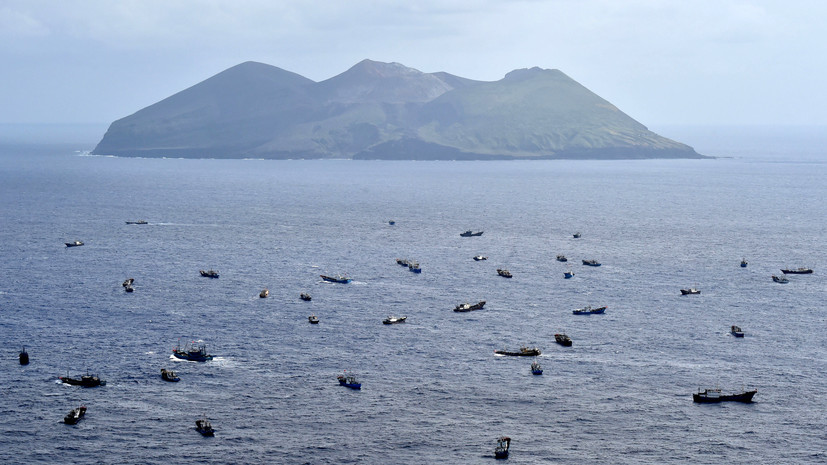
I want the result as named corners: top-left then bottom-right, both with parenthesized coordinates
top-left (1, 133), bottom-right (826, 464)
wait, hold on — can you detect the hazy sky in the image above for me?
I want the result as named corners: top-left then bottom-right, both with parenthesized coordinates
top-left (2, 0), bottom-right (825, 128)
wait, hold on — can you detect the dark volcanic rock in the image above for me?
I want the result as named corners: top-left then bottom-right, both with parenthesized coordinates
top-left (93, 60), bottom-right (704, 160)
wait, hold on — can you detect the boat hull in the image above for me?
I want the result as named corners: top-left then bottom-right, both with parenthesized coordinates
top-left (781, 269), bottom-right (813, 274)
top-left (494, 348), bottom-right (541, 356)
top-left (320, 275), bottom-right (351, 283)
top-left (693, 390), bottom-right (757, 403)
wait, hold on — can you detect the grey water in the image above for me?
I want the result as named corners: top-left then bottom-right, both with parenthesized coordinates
top-left (1, 129), bottom-right (826, 464)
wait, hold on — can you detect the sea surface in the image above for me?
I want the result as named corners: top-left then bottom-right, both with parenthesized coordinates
top-left (1, 130), bottom-right (826, 464)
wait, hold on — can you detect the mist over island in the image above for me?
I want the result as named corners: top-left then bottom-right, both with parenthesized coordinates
top-left (93, 60), bottom-right (704, 160)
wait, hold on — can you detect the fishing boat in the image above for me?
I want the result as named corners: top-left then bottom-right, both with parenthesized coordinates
top-left (554, 334), bottom-right (572, 346)
top-left (531, 361), bottom-right (543, 375)
top-left (781, 267), bottom-right (813, 274)
top-left (59, 372), bottom-right (106, 387)
top-left (494, 347), bottom-right (541, 356)
top-left (454, 301), bottom-right (486, 312)
top-left (19, 347), bottom-right (29, 365)
top-left (172, 341), bottom-right (213, 362)
top-left (564, 270), bottom-right (574, 279)
top-left (497, 269), bottom-right (512, 278)
top-left (772, 275), bottom-right (789, 283)
top-left (383, 316), bottom-right (407, 324)
top-left (195, 416), bottom-right (215, 436)
top-left (473, 255), bottom-right (488, 261)
top-left (408, 262), bottom-right (422, 273)
top-left (337, 373), bottom-right (361, 389)
top-left (320, 274), bottom-right (351, 283)
top-left (556, 255), bottom-right (568, 262)
top-left (572, 305), bottom-right (607, 315)
top-left (582, 259), bottom-right (601, 266)
top-left (65, 240), bottom-right (84, 247)
top-left (680, 287), bottom-right (700, 295)
top-left (125, 220), bottom-right (148, 225)
top-left (693, 388), bottom-right (757, 403)
top-left (64, 406), bottom-right (87, 425)
top-left (300, 292), bottom-right (312, 301)
top-left (308, 314), bottom-right (319, 324)
top-left (740, 258), bottom-right (748, 267)
top-left (161, 368), bottom-right (180, 382)
top-left (572, 232), bottom-right (581, 238)
top-left (494, 436), bottom-right (511, 459)
top-left (388, 220), bottom-right (395, 225)
top-left (460, 230), bottom-right (483, 237)
top-left (199, 269), bottom-right (219, 278)
top-left (259, 288), bottom-right (269, 298)
top-left (730, 325), bottom-right (745, 337)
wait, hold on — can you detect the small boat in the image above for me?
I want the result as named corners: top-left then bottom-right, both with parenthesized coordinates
top-left (300, 292), bottom-right (312, 301)
top-left (320, 274), bottom-right (351, 284)
top-left (65, 240), bottom-right (84, 247)
top-left (172, 341), bottom-right (213, 362)
top-left (59, 373), bottom-right (106, 387)
top-left (494, 347), bottom-right (541, 356)
top-left (730, 325), bottom-right (745, 337)
top-left (680, 287), bottom-right (701, 295)
top-left (308, 314), bottom-right (319, 324)
top-left (781, 267), bottom-right (813, 274)
top-left (530, 361), bottom-right (543, 375)
top-left (408, 262), bottom-right (422, 273)
top-left (497, 269), bottom-right (512, 278)
top-left (195, 416), bottom-right (215, 436)
top-left (19, 347), bottom-right (29, 365)
top-left (160, 368), bottom-right (180, 382)
top-left (388, 220), bottom-right (395, 225)
top-left (693, 388), bottom-right (757, 403)
top-left (556, 255), bottom-right (567, 262)
top-left (572, 305), bottom-right (607, 315)
top-left (473, 255), bottom-right (488, 261)
top-left (554, 334), bottom-right (572, 346)
top-left (582, 259), bottom-right (601, 266)
top-left (383, 316), bottom-right (407, 324)
top-left (573, 232), bottom-right (581, 238)
top-left (124, 285), bottom-right (134, 293)
top-left (125, 220), bottom-right (148, 225)
top-left (259, 288), bottom-right (269, 298)
top-left (64, 406), bottom-right (87, 425)
top-left (337, 373), bottom-right (361, 389)
top-left (772, 275), bottom-right (789, 283)
top-left (396, 258), bottom-right (409, 266)
top-left (199, 269), bottom-right (219, 278)
top-left (122, 278), bottom-right (134, 287)
top-left (494, 436), bottom-right (511, 459)
top-left (454, 301), bottom-right (486, 312)
top-left (460, 230), bottom-right (483, 237)
top-left (740, 258), bottom-right (748, 267)
top-left (563, 270), bottom-right (574, 279)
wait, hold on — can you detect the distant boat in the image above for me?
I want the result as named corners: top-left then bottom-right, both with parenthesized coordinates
top-left (556, 255), bottom-right (568, 262)
top-left (195, 416), bottom-right (215, 436)
top-left (730, 325), bottom-right (745, 338)
top-left (494, 347), bottom-right (541, 356)
top-left (530, 361), bottom-right (543, 375)
top-left (572, 232), bottom-right (581, 238)
top-left (582, 259), bottom-right (601, 266)
top-left (554, 334), bottom-right (572, 346)
top-left (199, 269), bottom-right (219, 278)
top-left (337, 373), bottom-right (361, 389)
top-left (680, 287), bottom-right (700, 295)
top-left (473, 255), bottom-right (488, 261)
top-left (64, 406), bottom-right (87, 425)
top-left (308, 315), bottom-right (319, 324)
top-left (693, 388), bottom-right (757, 403)
top-left (772, 275), bottom-right (789, 283)
top-left (172, 341), bottom-right (213, 362)
top-left (572, 305), bottom-right (607, 315)
top-left (383, 316), bottom-right (407, 325)
top-left (388, 220), bottom-right (395, 225)
top-left (259, 288), bottom-right (269, 298)
top-left (781, 268), bottom-right (813, 274)
top-left (454, 301), bottom-right (486, 312)
top-left (740, 258), bottom-right (748, 267)
top-left (460, 230), bottom-right (483, 237)
top-left (65, 240), bottom-right (84, 247)
top-left (497, 269), bottom-right (512, 278)
top-left (124, 285), bottom-right (134, 293)
top-left (564, 270), bottom-right (574, 279)
top-left (60, 372), bottom-right (106, 387)
top-left (320, 274), bottom-right (351, 283)
top-left (300, 292), bottom-right (312, 301)
top-left (494, 436), bottom-right (511, 459)
top-left (161, 368), bottom-right (180, 382)
top-left (408, 262), bottom-right (422, 273)
top-left (19, 347), bottom-right (29, 365)
top-left (125, 220), bottom-right (148, 225)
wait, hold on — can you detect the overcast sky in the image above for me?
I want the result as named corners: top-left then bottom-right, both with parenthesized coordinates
top-left (2, 0), bottom-right (825, 130)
